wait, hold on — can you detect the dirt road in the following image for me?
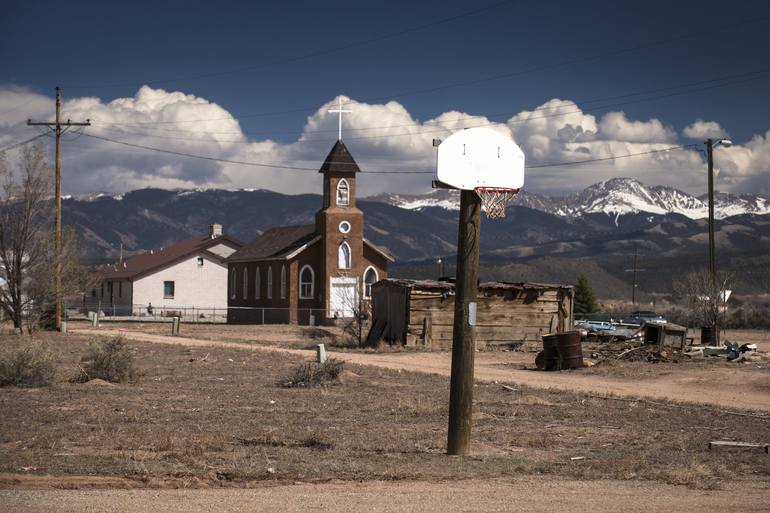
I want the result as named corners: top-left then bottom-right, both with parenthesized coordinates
top-left (72, 328), bottom-right (770, 412)
top-left (4, 477), bottom-right (770, 513)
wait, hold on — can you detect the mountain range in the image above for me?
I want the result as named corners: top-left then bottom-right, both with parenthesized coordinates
top-left (366, 177), bottom-right (770, 221)
top-left (62, 178), bottom-right (770, 299)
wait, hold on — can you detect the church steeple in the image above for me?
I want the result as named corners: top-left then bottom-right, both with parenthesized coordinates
top-left (315, 140), bottom-right (364, 298)
top-left (318, 140), bottom-right (360, 174)
top-left (318, 140), bottom-right (360, 213)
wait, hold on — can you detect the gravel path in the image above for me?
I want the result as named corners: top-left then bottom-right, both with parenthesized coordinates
top-left (72, 327), bottom-right (770, 412)
top-left (4, 477), bottom-right (770, 513)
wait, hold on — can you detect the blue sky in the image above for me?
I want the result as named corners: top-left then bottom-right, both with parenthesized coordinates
top-left (1, 0), bottom-right (769, 196)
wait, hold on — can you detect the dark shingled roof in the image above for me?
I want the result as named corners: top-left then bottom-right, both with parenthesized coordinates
top-left (102, 234), bottom-right (242, 279)
top-left (227, 224), bottom-right (318, 262)
top-left (319, 140), bottom-right (360, 174)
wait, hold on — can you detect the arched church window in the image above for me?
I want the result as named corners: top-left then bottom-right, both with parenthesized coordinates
top-left (255, 266), bottom-right (261, 299)
top-left (242, 267), bottom-right (248, 299)
top-left (267, 267), bottom-right (273, 299)
top-left (336, 179), bottom-right (350, 206)
top-left (300, 265), bottom-right (314, 298)
top-left (338, 242), bottom-right (351, 269)
top-left (280, 265), bottom-right (287, 299)
top-left (363, 266), bottom-right (378, 298)
top-left (229, 268), bottom-right (236, 299)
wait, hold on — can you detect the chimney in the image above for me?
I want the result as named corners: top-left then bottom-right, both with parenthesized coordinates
top-left (210, 223), bottom-right (223, 238)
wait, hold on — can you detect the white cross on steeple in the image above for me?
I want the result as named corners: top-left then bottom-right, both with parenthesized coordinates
top-left (328, 97), bottom-right (352, 141)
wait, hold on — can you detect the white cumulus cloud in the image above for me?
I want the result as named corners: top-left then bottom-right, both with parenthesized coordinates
top-left (0, 86), bottom-right (768, 197)
top-left (598, 111), bottom-right (677, 143)
top-left (683, 119), bottom-right (730, 140)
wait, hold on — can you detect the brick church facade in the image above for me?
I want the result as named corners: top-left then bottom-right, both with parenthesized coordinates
top-left (226, 140), bottom-right (393, 325)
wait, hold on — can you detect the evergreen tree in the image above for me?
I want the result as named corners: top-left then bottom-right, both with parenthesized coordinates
top-left (574, 274), bottom-right (599, 316)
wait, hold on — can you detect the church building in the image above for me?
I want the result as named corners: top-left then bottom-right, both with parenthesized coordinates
top-left (226, 140), bottom-right (393, 325)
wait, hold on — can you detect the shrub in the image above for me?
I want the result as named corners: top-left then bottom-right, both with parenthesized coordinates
top-left (74, 336), bottom-right (135, 383)
top-left (282, 358), bottom-right (344, 387)
top-left (0, 342), bottom-right (56, 387)
top-left (724, 305), bottom-right (770, 330)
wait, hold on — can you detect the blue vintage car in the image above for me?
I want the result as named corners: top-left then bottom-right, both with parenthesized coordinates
top-left (624, 311), bottom-right (666, 326)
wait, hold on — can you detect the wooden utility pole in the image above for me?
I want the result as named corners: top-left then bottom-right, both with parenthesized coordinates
top-left (624, 248), bottom-right (646, 305)
top-left (27, 87), bottom-right (90, 331)
top-left (447, 190), bottom-right (481, 455)
top-left (706, 139), bottom-right (716, 287)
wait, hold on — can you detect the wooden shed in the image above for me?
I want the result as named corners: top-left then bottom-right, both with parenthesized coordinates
top-left (365, 279), bottom-right (574, 349)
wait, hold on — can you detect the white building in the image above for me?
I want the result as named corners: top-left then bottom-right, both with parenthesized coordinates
top-left (95, 224), bottom-right (242, 318)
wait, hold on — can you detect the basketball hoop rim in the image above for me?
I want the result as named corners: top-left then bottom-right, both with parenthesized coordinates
top-left (474, 187), bottom-right (520, 194)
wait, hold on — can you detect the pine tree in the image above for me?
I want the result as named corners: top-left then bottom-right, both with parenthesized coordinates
top-left (574, 274), bottom-right (599, 316)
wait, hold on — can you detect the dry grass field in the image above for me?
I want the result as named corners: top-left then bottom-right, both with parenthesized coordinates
top-left (1, 331), bottom-right (769, 492)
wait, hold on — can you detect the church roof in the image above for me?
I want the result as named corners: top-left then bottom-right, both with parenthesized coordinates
top-left (363, 238), bottom-right (395, 262)
top-left (319, 140), bottom-right (360, 174)
top-left (227, 224), bottom-right (318, 262)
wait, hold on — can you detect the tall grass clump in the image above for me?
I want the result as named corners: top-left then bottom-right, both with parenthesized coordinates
top-left (74, 336), bottom-right (136, 383)
top-left (281, 358), bottom-right (344, 387)
top-left (0, 342), bottom-right (56, 387)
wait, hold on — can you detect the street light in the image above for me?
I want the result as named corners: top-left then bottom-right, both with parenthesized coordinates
top-left (704, 138), bottom-right (731, 337)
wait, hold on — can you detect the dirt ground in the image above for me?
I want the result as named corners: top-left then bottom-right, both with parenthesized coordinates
top-left (4, 477), bottom-right (770, 513)
top-left (3, 326), bottom-right (770, 512)
top-left (82, 321), bottom-right (769, 351)
top-left (1, 332), bottom-right (769, 492)
top-left (71, 323), bottom-right (770, 412)
top-left (71, 321), bottom-right (348, 350)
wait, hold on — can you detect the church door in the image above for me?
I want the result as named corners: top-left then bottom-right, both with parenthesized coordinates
top-left (329, 277), bottom-right (357, 318)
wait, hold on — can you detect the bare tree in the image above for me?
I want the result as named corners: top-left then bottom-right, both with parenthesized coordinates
top-left (674, 267), bottom-right (733, 332)
top-left (332, 271), bottom-right (370, 347)
top-left (0, 145), bottom-right (53, 332)
top-left (0, 145), bottom-right (92, 333)
top-left (25, 227), bottom-right (95, 331)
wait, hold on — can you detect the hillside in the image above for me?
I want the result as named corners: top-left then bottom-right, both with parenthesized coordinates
top-left (62, 182), bottom-right (770, 300)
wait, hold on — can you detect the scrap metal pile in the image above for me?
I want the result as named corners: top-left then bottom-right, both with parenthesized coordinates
top-left (575, 319), bottom-right (764, 365)
top-left (573, 320), bottom-right (643, 342)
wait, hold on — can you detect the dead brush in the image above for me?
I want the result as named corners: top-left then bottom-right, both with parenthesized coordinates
top-left (0, 341), bottom-right (56, 387)
top-left (234, 434), bottom-right (333, 450)
top-left (281, 358), bottom-right (344, 387)
top-left (72, 336), bottom-right (136, 383)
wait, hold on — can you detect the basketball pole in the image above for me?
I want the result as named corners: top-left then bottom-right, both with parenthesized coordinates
top-left (447, 189), bottom-right (481, 455)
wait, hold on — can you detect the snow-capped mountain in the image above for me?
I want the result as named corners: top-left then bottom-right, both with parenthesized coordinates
top-left (365, 178), bottom-right (770, 220)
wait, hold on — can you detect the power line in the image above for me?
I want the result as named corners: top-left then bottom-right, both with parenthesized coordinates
top-left (0, 133), bottom-right (49, 153)
top-left (0, 96), bottom-right (39, 118)
top-left (88, 68), bottom-right (770, 146)
top-left (80, 133), bottom-right (348, 172)
top-left (527, 144), bottom-right (698, 169)
top-left (79, 132), bottom-right (697, 174)
top-left (61, 0), bottom-right (514, 89)
top-left (93, 67), bottom-right (770, 137)
top-left (336, 73), bottom-right (770, 143)
top-left (80, 13), bottom-right (770, 126)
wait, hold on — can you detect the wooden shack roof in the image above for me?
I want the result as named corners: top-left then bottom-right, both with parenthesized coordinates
top-left (375, 278), bottom-right (573, 293)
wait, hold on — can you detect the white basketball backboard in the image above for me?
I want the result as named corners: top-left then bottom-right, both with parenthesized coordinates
top-left (435, 127), bottom-right (525, 190)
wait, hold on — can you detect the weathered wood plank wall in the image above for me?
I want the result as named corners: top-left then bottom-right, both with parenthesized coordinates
top-left (368, 280), bottom-right (573, 349)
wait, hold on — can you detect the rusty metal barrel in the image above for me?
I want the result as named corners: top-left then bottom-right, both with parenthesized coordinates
top-left (541, 331), bottom-right (583, 370)
top-left (700, 326), bottom-right (717, 346)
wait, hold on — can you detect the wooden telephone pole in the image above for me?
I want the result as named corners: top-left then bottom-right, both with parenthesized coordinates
top-left (27, 87), bottom-right (90, 331)
top-left (624, 248), bottom-right (646, 305)
top-left (447, 190), bottom-right (481, 455)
